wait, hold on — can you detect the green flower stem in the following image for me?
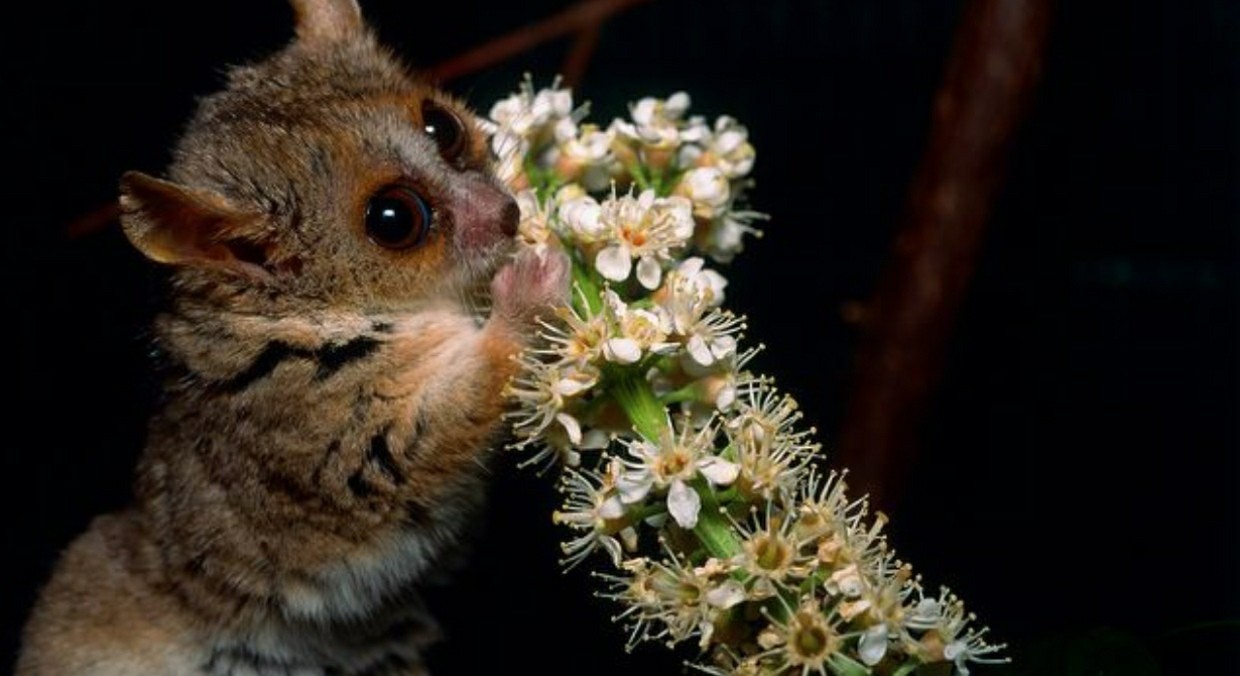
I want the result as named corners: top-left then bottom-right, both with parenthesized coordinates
top-left (890, 662), bottom-right (924, 676)
top-left (570, 261), bottom-right (603, 316)
top-left (691, 477), bottom-right (742, 560)
top-left (605, 370), bottom-right (742, 561)
top-left (656, 383), bottom-right (699, 405)
top-left (629, 163), bottom-right (652, 192)
top-left (827, 653), bottom-right (872, 676)
top-left (607, 368), bottom-right (667, 441)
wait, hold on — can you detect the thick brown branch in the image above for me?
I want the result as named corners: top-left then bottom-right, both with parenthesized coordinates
top-left (835, 0), bottom-right (1054, 510)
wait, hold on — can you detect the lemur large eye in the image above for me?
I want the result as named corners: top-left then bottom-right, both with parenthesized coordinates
top-left (365, 185), bottom-right (431, 250)
top-left (422, 100), bottom-right (466, 162)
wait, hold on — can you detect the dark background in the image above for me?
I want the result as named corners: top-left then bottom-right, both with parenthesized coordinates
top-left (3, 1), bottom-right (1237, 673)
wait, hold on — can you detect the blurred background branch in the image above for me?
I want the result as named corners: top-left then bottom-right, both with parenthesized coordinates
top-left (835, 0), bottom-right (1055, 511)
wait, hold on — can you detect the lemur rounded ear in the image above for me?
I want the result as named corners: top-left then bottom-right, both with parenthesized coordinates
top-left (290, 0), bottom-right (364, 44)
top-left (119, 172), bottom-right (274, 281)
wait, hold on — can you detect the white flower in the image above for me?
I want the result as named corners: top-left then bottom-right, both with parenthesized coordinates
top-left (553, 463), bottom-right (634, 569)
top-left (488, 95), bottom-right (533, 134)
top-left (697, 115), bottom-right (756, 179)
top-left (489, 80), bottom-right (573, 137)
top-left (514, 189), bottom-right (554, 251)
top-left (665, 257), bottom-right (728, 307)
top-left (677, 114), bottom-right (712, 147)
top-left (609, 116), bottom-right (676, 149)
top-left (675, 166), bottom-right (731, 219)
top-left (615, 92), bottom-right (691, 148)
top-left (593, 189), bottom-right (694, 289)
top-left (557, 193), bottom-right (606, 243)
top-left (503, 358), bottom-right (599, 446)
top-left (729, 502), bottom-right (815, 597)
top-left (601, 549), bottom-right (744, 650)
top-left (726, 385), bottom-right (817, 500)
top-left (700, 208), bottom-right (769, 263)
top-left (487, 77), bottom-right (582, 180)
top-left (657, 258), bottom-right (745, 367)
top-left (489, 130), bottom-right (530, 189)
top-left (753, 597), bottom-right (847, 674)
top-left (902, 588), bottom-right (1009, 674)
top-left (905, 595), bottom-right (946, 632)
top-left (600, 290), bottom-right (677, 365)
top-left (609, 92), bottom-right (693, 170)
top-left (616, 418), bottom-right (738, 528)
top-left (631, 91), bottom-right (691, 127)
top-left (552, 123), bottom-right (617, 191)
top-left (533, 87), bottom-right (574, 121)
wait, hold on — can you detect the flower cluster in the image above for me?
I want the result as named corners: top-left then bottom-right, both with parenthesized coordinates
top-left (493, 79), bottom-right (1006, 675)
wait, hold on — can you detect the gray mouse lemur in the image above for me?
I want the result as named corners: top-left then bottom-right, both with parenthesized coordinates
top-left (18, 1), bottom-right (569, 673)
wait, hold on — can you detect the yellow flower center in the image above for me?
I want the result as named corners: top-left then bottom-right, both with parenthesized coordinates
top-left (753, 533), bottom-right (791, 572)
top-left (654, 447), bottom-right (693, 482)
top-left (787, 609), bottom-right (838, 666)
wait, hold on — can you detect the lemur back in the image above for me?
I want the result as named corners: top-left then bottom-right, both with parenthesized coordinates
top-left (18, 1), bottom-right (568, 674)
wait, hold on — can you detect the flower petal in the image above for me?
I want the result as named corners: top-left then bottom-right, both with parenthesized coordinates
top-left (580, 429), bottom-right (610, 450)
top-left (600, 536), bottom-right (624, 567)
top-left (604, 337), bottom-right (642, 364)
top-left (636, 256), bottom-right (662, 290)
top-left (858, 624), bottom-right (889, 666)
top-left (617, 473), bottom-right (653, 504)
top-left (687, 335), bottom-right (715, 366)
top-left (595, 245), bottom-right (632, 282)
top-left (667, 479), bottom-right (701, 528)
top-left (555, 412), bottom-right (582, 445)
top-left (554, 378), bottom-right (590, 397)
top-left (705, 580), bottom-right (746, 609)
top-left (649, 341), bottom-right (680, 355)
top-left (710, 335), bottom-right (737, 359)
top-left (679, 257), bottom-right (705, 277)
top-left (697, 456), bottom-right (740, 486)
top-left (598, 495), bottom-right (625, 520)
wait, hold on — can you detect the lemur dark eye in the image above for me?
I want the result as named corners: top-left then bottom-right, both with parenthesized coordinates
top-left (365, 185), bottom-right (431, 250)
top-left (422, 100), bottom-right (466, 162)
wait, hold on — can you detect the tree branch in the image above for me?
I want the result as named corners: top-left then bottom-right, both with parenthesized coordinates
top-left (834, 0), bottom-right (1055, 510)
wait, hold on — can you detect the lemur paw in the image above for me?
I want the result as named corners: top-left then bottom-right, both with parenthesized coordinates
top-left (490, 247), bottom-right (571, 330)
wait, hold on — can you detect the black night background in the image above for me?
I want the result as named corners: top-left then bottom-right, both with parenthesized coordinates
top-left (3, 1), bottom-right (1237, 673)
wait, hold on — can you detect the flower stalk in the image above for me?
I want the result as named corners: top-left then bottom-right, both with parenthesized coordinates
top-left (491, 77), bottom-right (1006, 675)
top-left (607, 367), bottom-right (667, 441)
top-left (690, 478), bottom-right (741, 560)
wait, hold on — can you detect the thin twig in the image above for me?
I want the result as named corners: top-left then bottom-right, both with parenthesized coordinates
top-left (66, 202), bottom-right (121, 240)
top-left (834, 0), bottom-right (1055, 510)
top-left (561, 24), bottom-right (603, 88)
top-left (424, 0), bottom-right (652, 84)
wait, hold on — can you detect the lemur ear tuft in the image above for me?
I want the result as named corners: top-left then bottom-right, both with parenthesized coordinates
top-left (119, 172), bottom-right (275, 281)
top-left (289, 0), bottom-right (364, 44)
